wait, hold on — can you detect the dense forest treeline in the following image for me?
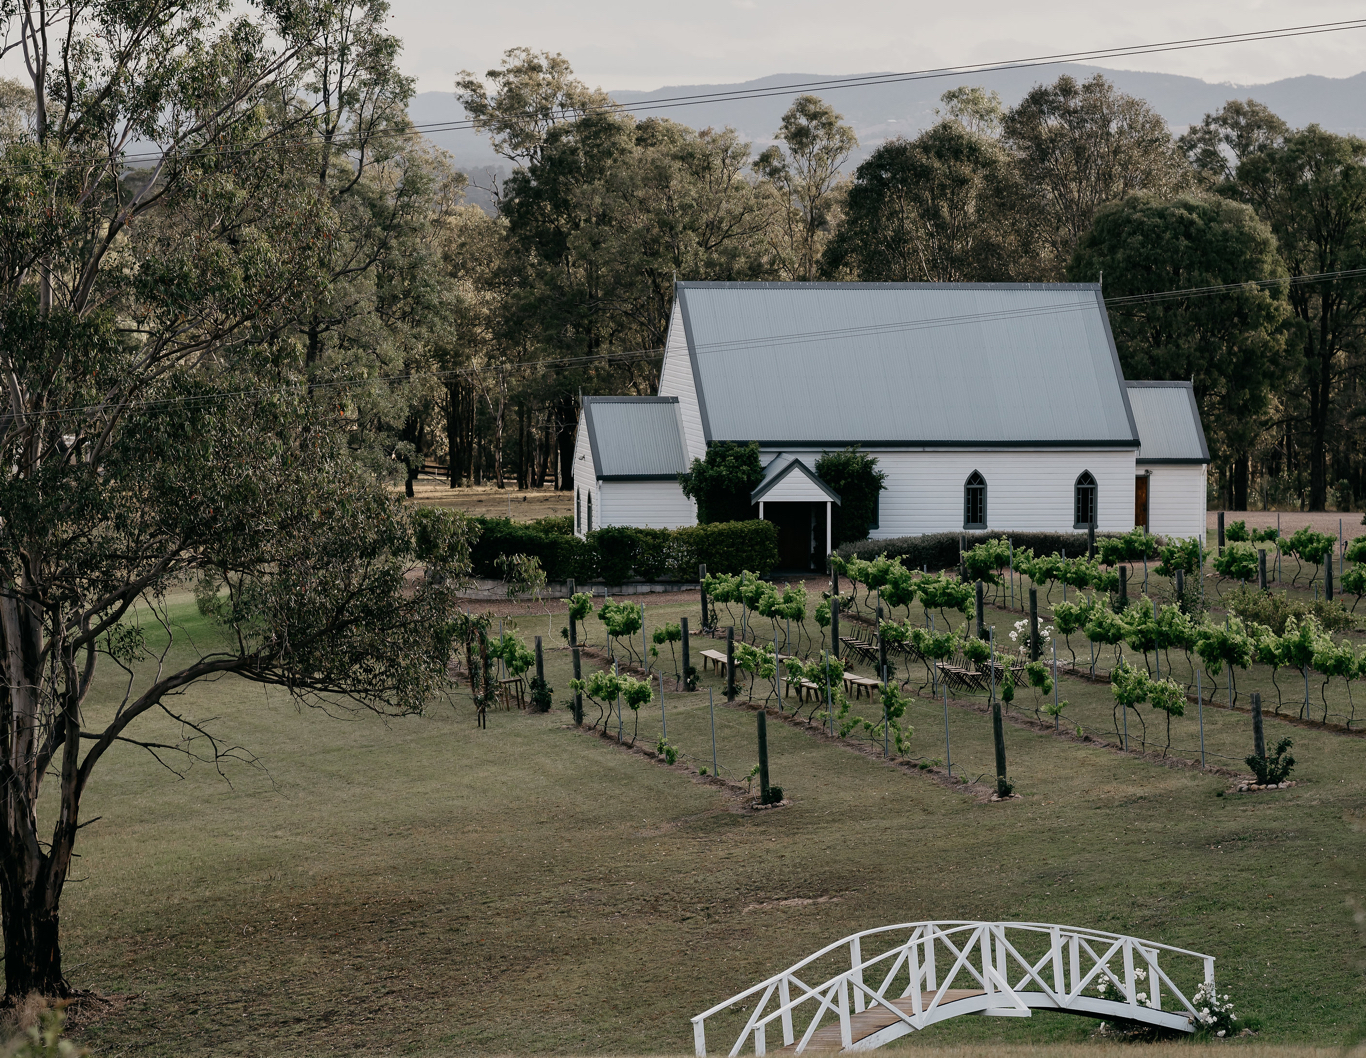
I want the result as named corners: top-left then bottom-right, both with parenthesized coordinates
top-left (431, 50), bottom-right (1366, 513)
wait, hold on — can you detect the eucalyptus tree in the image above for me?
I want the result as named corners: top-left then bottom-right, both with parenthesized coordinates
top-left (1069, 193), bottom-right (1289, 509)
top-left (823, 120), bottom-right (1012, 282)
top-left (0, 0), bottom-right (475, 999)
top-left (1233, 127), bottom-right (1366, 510)
top-left (1002, 74), bottom-right (1190, 274)
top-left (755, 94), bottom-right (857, 281)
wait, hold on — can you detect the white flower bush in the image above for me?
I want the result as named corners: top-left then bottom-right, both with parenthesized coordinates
top-left (1191, 981), bottom-right (1239, 1036)
top-left (1094, 966), bottom-right (1152, 1005)
top-left (1009, 619), bottom-right (1053, 656)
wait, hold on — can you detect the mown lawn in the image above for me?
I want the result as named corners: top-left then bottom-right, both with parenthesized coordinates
top-left (54, 585), bottom-right (1366, 1056)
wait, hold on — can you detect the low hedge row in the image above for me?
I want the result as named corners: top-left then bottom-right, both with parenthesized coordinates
top-left (469, 516), bottom-right (779, 582)
top-left (837, 530), bottom-right (1129, 572)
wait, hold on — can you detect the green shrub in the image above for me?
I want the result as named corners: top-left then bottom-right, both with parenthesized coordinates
top-left (678, 441), bottom-right (764, 523)
top-left (469, 517), bottom-right (596, 581)
top-left (673, 520), bottom-right (779, 577)
top-left (1226, 584), bottom-right (1357, 635)
top-left (838, 531), bottom-right (1131, 572)
top-left (815, 446), bottom-right (887, 548)
top-left (1247, 736), bottom-right (1295, 785)
top-left (532, 514), bottom-right (575, 536)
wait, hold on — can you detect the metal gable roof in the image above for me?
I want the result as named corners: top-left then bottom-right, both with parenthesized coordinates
top-left (1125, 382), bottom-right (1210, 464)
top-left (674, 282), bottom-right (1140, 447)
top-left (582, 396), bottom-right (689, 480)
top-left (751, 453), bottom-right (841, 504)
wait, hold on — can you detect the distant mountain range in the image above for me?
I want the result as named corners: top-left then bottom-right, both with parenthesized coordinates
top-left (413, 62), bottom-right (1366, 188)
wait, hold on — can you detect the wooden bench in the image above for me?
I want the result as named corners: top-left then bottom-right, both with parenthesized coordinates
top-left (783, 677), bottom-right (825, 702)
top-left (700, 648), bottom-right (730, 674)
top-left (844, 674), bottom-right (884, 700)
top-left (497, 676), bottom-right (526, 709)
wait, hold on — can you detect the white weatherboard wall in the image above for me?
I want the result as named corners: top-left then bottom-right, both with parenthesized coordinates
top-left (572, 417), bottom-right (599, 539)
top-left (598, 481), bottom-right (696, 529)
top-left (760, 449), bottom-right (1139, 537)
top-left (657, 301), bottom-right (707, 463)
top-left (1145, 465), bottom-right (1207, 542)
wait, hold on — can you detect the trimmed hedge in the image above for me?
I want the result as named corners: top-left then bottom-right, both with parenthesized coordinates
top-left (468, 517), bottom-right (778, 582)
top-left (837, 530), bottom-right (1133, 572)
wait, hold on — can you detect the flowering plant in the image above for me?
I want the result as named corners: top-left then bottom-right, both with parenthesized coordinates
top-left (1191, 981), bottom-right (1239, 1037)
top-left (1094, 966), bottom-right (1156, 1008)
top-left (1008, 618), bottom-right (1053, 657)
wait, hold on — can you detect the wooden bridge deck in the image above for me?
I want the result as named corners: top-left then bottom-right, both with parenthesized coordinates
top-left (783, 990), bottom-right (986, 1051)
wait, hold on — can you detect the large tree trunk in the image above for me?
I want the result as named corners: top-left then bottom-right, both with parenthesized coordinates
top-left (0, 589), bottom-right (77, 1000)
top-left (555, 394), bottom-right (576, 492)
top-left (0, 856), bottom-right (69, 999)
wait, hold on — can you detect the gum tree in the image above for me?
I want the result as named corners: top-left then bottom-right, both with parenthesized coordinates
top-left (0, 0), bottom-right (473, 999)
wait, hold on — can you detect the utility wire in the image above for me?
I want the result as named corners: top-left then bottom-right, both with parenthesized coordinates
top-left (10, 263), bottom-right (1366, 424)
top-left (4, 17), bottom-right (1365, 176)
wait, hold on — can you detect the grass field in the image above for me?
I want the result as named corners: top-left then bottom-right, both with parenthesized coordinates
top-left (49, 565), bottom-right (1366, 1056)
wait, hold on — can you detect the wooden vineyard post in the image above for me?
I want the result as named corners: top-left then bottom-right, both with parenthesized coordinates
top-left (1326, 555), bottom-right (1334, 602)
top-left (877, 603), bottom-right (888, 758)
top-left (1087, 521), bottom-right (1096, 561)
top-left (1119, 565), bottom-right (1127, 609)
top-left (830, 598), bottom-right (840, 660)
top-left (976, 581), bottom-right (985, 640)
top-left (831, 555), bottom-right (839, 597)
top-left (726, 627), bottom-right (736, 702)
top-left (1251, 691), bottom-right (1266, 762)
top-left (699, 563), bottom-right (708, 630)
top-left (1029, 587), bottom-right (1040, 662)
top-left (757, 709), bottom-right (773, 804)
top-left (569, 582), bottom-right (583, 725)
top-left (1175, 569), bottom-right (1185, 610)
top-left (534, 636), bottom-right (544, 709)
top-left (991, 700), bottom-right (1008, 798)
top-left (959, 534), bottom-right (967, 581)
top-left (1258, 549), bottom-right (1268, 592)
top-left (681, 617), bottom-right (691, 690)
top-left (1217, 511), bottom-right (1225, 553)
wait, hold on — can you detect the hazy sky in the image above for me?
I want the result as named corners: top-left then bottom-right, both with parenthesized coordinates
top-left (396, 1), bottom-right (1366, 95)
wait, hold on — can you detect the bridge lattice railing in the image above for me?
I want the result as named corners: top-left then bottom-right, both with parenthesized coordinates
top-left (691, 920), bottom-right (1216, 1056)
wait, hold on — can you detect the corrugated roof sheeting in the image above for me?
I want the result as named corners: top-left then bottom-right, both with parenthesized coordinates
top-left (1125, 382), bottom-right (1210, 463)
top-left (676, 282), bottom-right (1138, 446)
top-left (584, 397), bottom-right (689, 478)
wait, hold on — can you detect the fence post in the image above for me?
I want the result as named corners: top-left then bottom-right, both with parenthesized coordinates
top-left (681, 617), bottom-right (691, 690)
top-left (976, 580), bottom-right (985, 640)
top-left (726, 627), bottom-right (736, 702)
top-left (699, 563), bottom-right (708, 629)
top-left (831, 597), bottom-right (841, 660)
top-left (1258, 549), bottom-right (1268, 592)
top-left (959, 533), bottom-right (967, 581)
top-left (1217, 511), bottom-right (1225, 553)
top-left (877, 604), bottom-right (887, 682)
top-left (660, 672), bottom-right (667, 740)
top-left (1119, 565), bottom-right (1127, 608)
top-left (571, 645), bottom-right (583, 725)
top-left (1325, 555), bottom-right (1334, 602)
top-left (1175, 568), bottom-right (1185, 610)
top-left (831, 555), bottom-right (839, 597)
top-left (992, 699), bottom-right (1008, 798)
top-left (534, 636), bottom-right (544, 685)
top-left (757, 709), bottom-right (773, 804)
top-left (1088, 520), bottom-right (1096, 561)
top-left (709, 687), bottom-right (717, 775)
top-left (1029, 587), bottom-right (1040, 663)
top-left (1252, 691), bottom-right (1266, 761)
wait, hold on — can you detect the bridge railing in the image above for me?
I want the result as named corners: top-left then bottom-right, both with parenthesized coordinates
top-left (690, 920), bottom-right (1216, 1056)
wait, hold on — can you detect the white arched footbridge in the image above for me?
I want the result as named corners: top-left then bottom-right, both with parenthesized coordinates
top-left (692, 921), bottom-right (1216, 1055)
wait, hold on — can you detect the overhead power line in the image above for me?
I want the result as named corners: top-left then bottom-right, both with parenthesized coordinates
top-left (4, 17), bottom-right (1365, 176)
top-left (11, 265), bottom-right (1366, 425)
